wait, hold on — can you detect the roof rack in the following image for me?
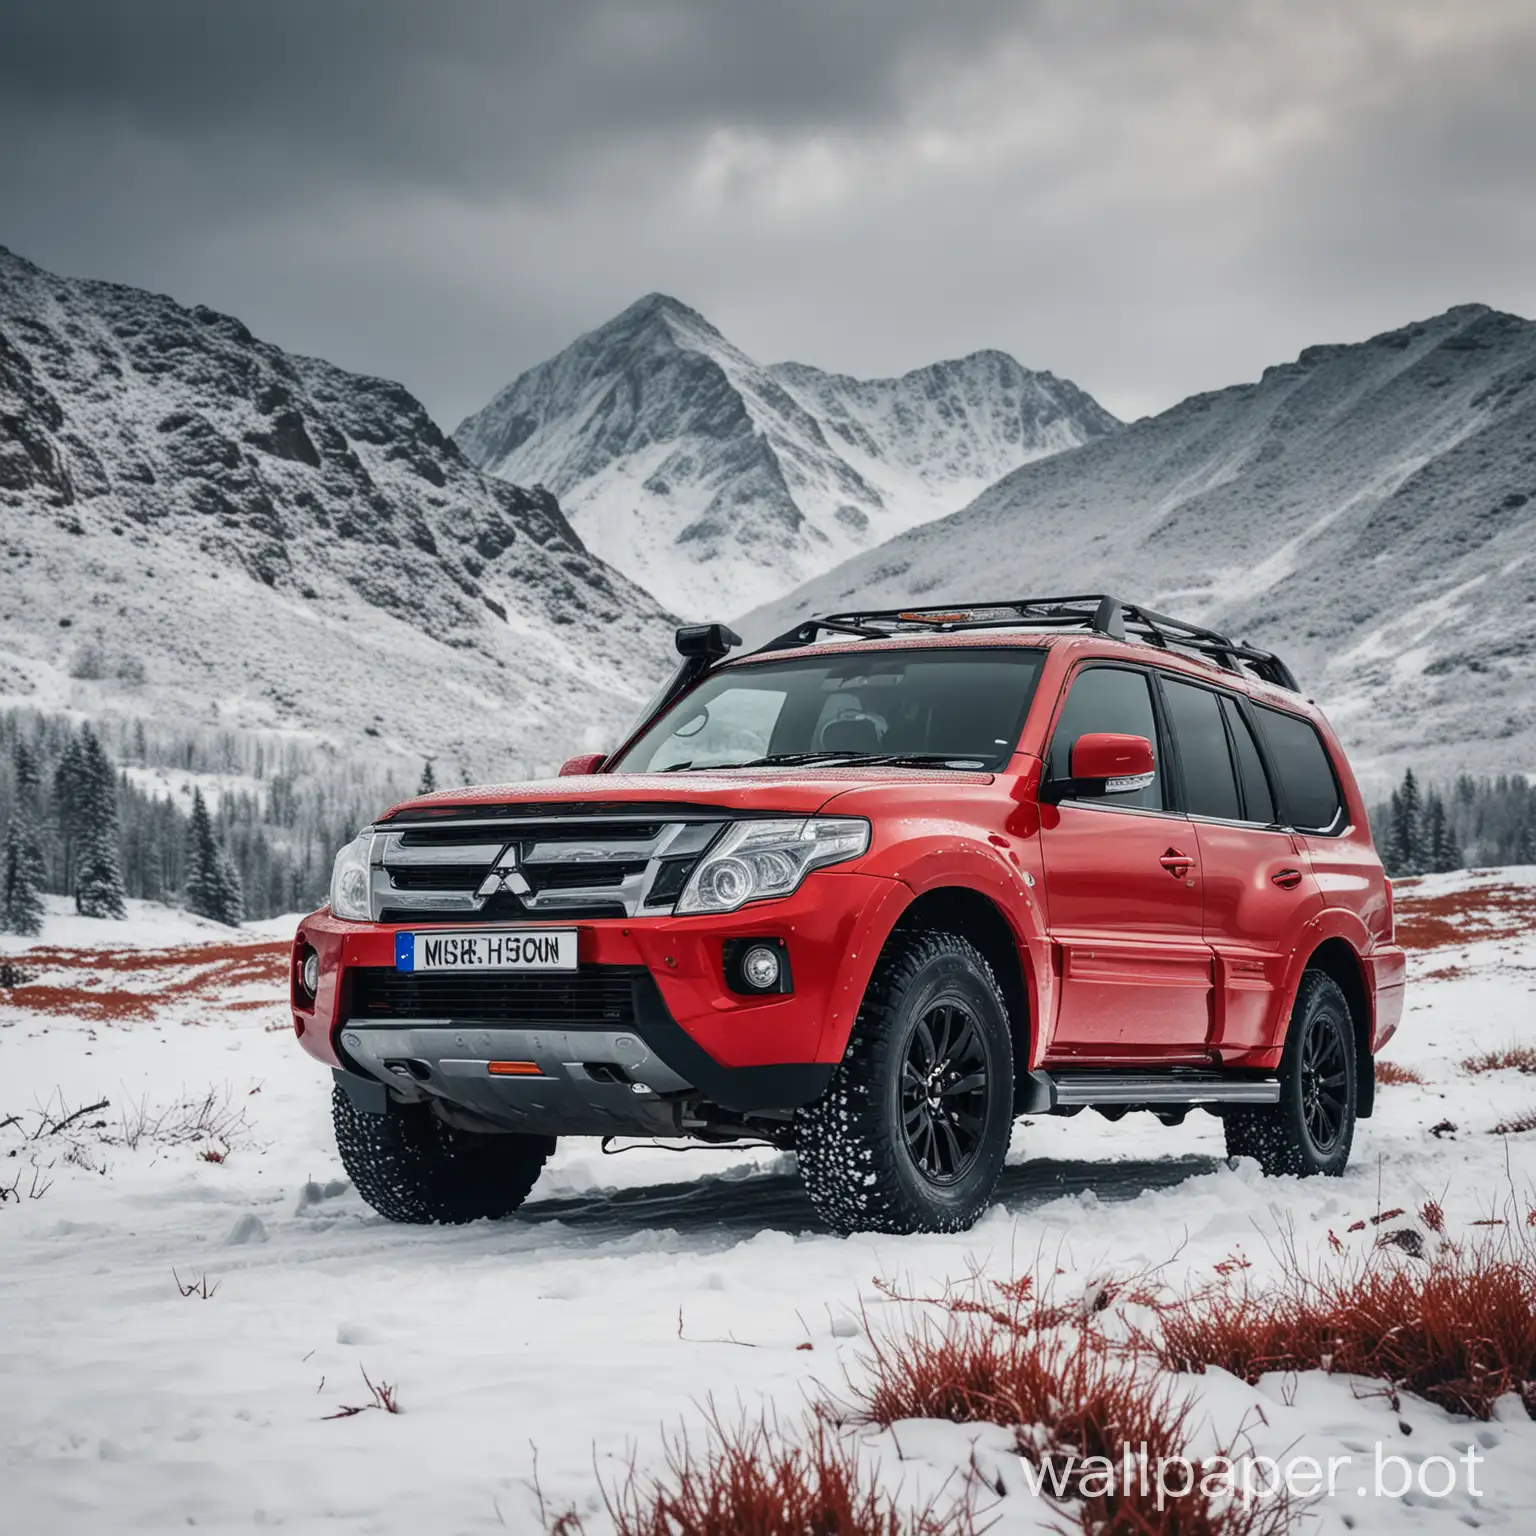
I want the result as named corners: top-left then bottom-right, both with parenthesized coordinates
top-left (759, 593), bottom-right (1301, 693)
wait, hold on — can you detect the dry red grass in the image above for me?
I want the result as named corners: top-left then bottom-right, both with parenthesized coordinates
top-left (596, 1411), bottom-right (970, 1536)
top-left (1155, 1232), bottom-right (1536, 1420)
top-left (0, 939), bottom-right (287, 1021)
top-left (1464, 1046), bottom-right (1536, 1075)
top-left (1392, 882), bottom-right (1536, 951)
top-left (853, 1287), bottom-right (1292, 1536)
top-left (1491, 1110), bottom-right (1536, 1136)
top-left (323, 1366), bottom-right (401, 1420)
top-left (1374, 1060), bottom-right (1425, 1085)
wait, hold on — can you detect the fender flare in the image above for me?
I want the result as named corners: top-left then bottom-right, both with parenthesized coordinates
top-left (823, 837), bottom-right (1050, 1066)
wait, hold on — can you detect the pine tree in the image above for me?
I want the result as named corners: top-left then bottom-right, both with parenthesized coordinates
top-left (1387, 769), bottom-right (1424, 876)
top-left (417, 759), bottom-right (437, 795)
top-left (1423, 793), bottom-right (1462, 874)
top-left (52, 734), bottom-right (88, 892)
top-left (142, 831), bottom-right (166, 903)
top-left (1383, 787), bottom-right (1404, 874)
top-left (1516, 819), bottom-right (1536, 866)
top-left (2, 814), bottom-right (47, 935)
top-left (73, 727), bottom-right (127, 919)
top-left (184, 788), bottom-right (222, 920)
top-left (183, 788), bottom-right (242, 924)
top-left (3, 742), bottom-right (47, 934)
top-left (215, 845), bottom-right (245, 925)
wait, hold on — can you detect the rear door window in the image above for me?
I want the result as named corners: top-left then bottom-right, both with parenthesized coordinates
top-left (1161, 678), bottom-right (1241, 820)
top-left (1254, 705), bottom-right (1344, 833)
top-left (1047, 667), bottom-right (1165, 810)
top-left (1221, 697), bottom-right (1277, 825)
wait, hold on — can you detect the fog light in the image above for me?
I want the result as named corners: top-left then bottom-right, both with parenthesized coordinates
top-left (740, 944), bottom-right (782, 991)
top-left (300, 950), bottom-right (320, 997)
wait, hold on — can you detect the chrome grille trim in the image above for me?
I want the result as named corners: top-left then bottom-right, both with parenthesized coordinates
top-left (367, 815), bottom-right (722, 920)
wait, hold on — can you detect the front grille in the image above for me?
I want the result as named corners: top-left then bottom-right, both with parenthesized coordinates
top-left (530, 863), bottom-right (641, 891)
top-left (389, 864), bottom-right (492, 891)
top-left (367, 812), bottom-right (724, 920)
top-left (348, 964), bottom-right (646, 1027)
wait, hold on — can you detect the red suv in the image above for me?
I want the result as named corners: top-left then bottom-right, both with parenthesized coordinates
top-left (292, 596), bottom-right (1405, 1235)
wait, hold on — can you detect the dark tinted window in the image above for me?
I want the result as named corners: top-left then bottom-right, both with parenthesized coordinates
top-left (1255, 705), bottom-right (1343, 832)
top-left (1047, 667), bottom-right (1163, 809)
top-left (1162, 678), bottom-right (1241, 820)
top-left (614, 648), bottom-right (1045, 772)
top-left (1221, 697), bottom-right (1276, 824)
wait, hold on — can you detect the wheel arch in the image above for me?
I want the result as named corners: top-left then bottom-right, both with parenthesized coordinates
top-left (886, 884), bottom-right (1037, 1112)
top-left (1302, 935), bottom-right (1374, 1120)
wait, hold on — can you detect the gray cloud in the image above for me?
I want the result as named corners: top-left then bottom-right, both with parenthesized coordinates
top-left (2, 0), bottom-right (1534, 427)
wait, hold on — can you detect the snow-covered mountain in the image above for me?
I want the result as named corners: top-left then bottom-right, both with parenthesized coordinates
top-left (0, 246), bottom-right (674, 779)
top-left (453, 295), bottom-right (1118, 616)
top-left (743, 304), bottom-right (1536, 785)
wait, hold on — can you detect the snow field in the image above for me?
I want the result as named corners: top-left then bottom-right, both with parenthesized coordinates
top-left (1, 874), bottom-right (1535, 1533)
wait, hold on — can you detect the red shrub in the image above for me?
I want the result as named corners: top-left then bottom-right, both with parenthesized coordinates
top-left (854, 1301), bottom-right (1292, 1535)
top-left (1374, 1060), bottom-right (1425, 1085)
top-left (599, 1411), bottom-right (970, 1536)
top-left (1464, 1046), bottom-right (1536, 1075)
top-left (1155, 1232), bottom-right (1536, 1420)
top-left (1491, 1110), bottom-right (1536, 1136)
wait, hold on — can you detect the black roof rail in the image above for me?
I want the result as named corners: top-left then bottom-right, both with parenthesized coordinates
top-left (759, 594), bottom-right (1300, 693)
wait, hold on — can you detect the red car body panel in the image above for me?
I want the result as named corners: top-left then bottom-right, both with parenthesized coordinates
top-left (293, 629), bottom-right (1404, 1104)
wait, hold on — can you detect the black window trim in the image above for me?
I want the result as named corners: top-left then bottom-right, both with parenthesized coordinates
top-left (1151, 670), bottom-right (1301, 832)
top-left (1221, 694), bottom-right (1283, 829)
top-left (1040, 659), bottom-right (1185, 821)
top-left (1247, 698), bottom-right (1350, 838)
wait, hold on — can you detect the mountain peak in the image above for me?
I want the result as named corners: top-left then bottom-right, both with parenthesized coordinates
top-left (598, 291), bottom-right (723, 349)
top-left (454, 301), bottom-right (1119, 615)
top-left (620, 291), bottom-right (696, 321)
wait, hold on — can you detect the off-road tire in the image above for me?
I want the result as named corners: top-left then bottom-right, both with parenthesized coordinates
top-left (1224, 970), bottom-right (1356, 1176)
top-left (794, 930), bottom-right (1015, 1235)
top-left (332, 1087), bottom-right (554, 1224)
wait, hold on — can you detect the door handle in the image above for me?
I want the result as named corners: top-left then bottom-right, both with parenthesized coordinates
top-left (1159, 848), bottom-right (1194, 877)
top-left (1271, 868), bottom-right (1304, 890)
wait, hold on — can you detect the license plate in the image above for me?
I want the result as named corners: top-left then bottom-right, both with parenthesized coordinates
top-left (394, 929), bottom-right (577, 973)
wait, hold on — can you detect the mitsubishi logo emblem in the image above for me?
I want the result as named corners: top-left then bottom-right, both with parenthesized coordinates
top-left (476, 844), bottom-right (531, 898)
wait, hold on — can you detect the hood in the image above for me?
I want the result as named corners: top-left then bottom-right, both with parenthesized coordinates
top-left (378, 765), bottom-right (996, 822)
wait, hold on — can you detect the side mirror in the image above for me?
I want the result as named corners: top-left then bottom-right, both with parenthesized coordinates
top-left (1042, 733), bottom-right (1155, 801)
top-left (559, 752), bottom-right (607, 777)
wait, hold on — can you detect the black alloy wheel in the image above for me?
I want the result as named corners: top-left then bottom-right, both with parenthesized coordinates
top-left (1299, 1001), bottom-right (1350, 1154)
top-left (900, 1001), bottom-right (990, 1183)
top-left (1224, 968), bottom-right (1357, 1177)
top-left (794, 928), bottom-right (1015, 1234)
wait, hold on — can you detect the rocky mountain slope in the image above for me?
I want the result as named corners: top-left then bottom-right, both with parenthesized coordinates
top-left (0, 246), bottom-right (674, 780)
top-left (453, 295), bottom-right (1117, 616)
top-left (742, 304), bottom-right (1536, 784)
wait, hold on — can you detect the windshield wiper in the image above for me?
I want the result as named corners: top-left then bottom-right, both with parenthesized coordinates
top-left (655, 751), bottom-right (875, 772)
top-left (847, 752), bottom-right (991, 769)
top-left (655, 750), bottom-right (990, 773)
top-left (734, 751), bottom-right (876, 768)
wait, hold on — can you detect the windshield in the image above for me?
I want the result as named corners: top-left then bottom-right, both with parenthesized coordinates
top-left (611, 647), bottom-right (1045, 773)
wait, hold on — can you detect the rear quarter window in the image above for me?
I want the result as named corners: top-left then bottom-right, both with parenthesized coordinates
top-left (1254, 705), bottom-right (1344, 833)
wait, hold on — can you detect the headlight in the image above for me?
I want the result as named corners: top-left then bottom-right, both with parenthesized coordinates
top-left (329, 832), bottom-right (375, 921)
top-left (676, 818), bottom-right (869, 915)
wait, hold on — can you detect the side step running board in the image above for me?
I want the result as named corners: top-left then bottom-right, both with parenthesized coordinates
top-left (1023, 1069), bottom-right (1280, 1113)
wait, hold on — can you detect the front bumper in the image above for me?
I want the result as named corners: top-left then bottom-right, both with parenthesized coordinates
top-left (294, 871), bottom-right (909, 1127)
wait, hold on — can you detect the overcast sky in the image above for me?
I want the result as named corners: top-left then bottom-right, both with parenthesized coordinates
top-left (3, 0), bottom-right (1534, 427)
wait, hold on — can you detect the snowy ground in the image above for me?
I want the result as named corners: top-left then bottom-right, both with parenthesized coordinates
top-left (4, 876), bottom-right (1536, 1534)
